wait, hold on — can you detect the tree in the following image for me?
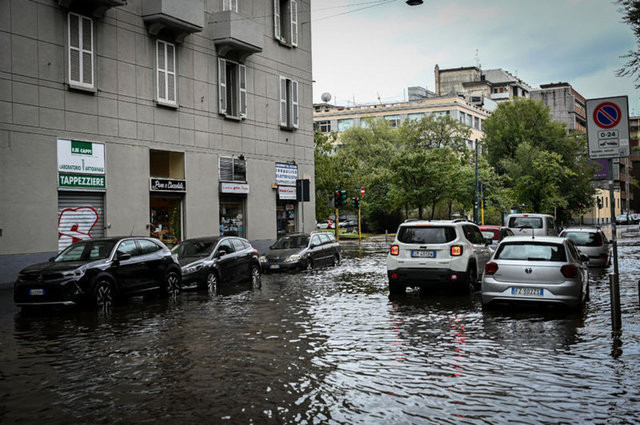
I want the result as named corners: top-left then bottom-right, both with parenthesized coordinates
top-left (616, 0), bottom-right (640, 87)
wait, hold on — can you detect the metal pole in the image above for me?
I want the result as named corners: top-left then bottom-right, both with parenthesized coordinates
top-left (335, 209), bottom-right (339, 242)
top-left (301, 186), bottom-right (305, 233)
top-left (609, 159), bottom-right (621, 335)
top-left (609, 273), bottom-right (622, 333)
top-left (609, 160), bottom-right (620, 279)
top-left (474, 139), bottom-right (479, 224)
top-left (358, 206), bottom-right (361, 243)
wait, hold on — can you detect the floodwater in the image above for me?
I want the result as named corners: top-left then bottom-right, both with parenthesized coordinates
top-left (1, 233), bottom-right (639, 424)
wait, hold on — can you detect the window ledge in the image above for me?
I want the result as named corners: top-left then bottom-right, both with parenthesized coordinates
top-left (280, 125), bottom-right (297, 132)
top-left (221, 114), bottom-right (243, 122)
top-left (156, 99), bottom-right (178, 109)
top-left (276, 38), bottom-right (295, 48)
top-left (67, 83), bottom-right (97, 94)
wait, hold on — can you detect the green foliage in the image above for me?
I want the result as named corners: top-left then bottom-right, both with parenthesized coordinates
top-left (616, 0), bottom-right (640, 87)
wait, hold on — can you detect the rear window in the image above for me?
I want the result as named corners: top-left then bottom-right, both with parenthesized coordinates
top-left (481, 230), bottom-right (498, 241)
top-left (509, 216), bottom-right (543, 229)
top-left (562, 231), bottom-right (603, 247)
top-left (495, 242), bottom-right (566, 262)
top-left (397, 226), bottom-right (456, 244)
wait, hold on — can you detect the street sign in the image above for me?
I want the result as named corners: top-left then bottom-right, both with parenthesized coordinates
top-left (586, 96), bottom-right (630, 159)
top-left (360, 187), bottom-right (365, 197)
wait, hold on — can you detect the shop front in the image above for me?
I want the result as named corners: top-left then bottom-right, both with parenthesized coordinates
top-left (149, 178), bottom-right (185, 248)
top-left (275, 162), bottom-right (298, 237)
top-left (219, 183), bottom-right (249, 237)
top-left (57, 139), bottom-right (106, 251)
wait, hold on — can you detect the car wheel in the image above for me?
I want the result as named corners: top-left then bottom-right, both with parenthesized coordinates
top-left (333, 254), bottom-right (340, 266)
top-left (163, 270), bottom-right (181, 298)
top-left (250, 265), bottom-right (261, 288)
top-left (389, 281), bottom-right (405, 295)
top-left (206, 271), bottom-right (218, 295)
top-left (94, 279), bottom-right (114, 312)
top-left (467, 265), bottom-right (478, 292)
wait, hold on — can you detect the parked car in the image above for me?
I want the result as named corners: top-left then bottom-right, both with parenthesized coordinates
top-left (615, 214), bottom-right (629, 225)
top-left (479, 225), bottom-right (514, 250)
top-left (387, 219), bottom-right (493, 295)
top-left (13, 237), bottom-right (182, 311)
top-left (171, 236), bottom-right (261, 292)
top-left (630, 213), bottom-right (640, 225)
top-left (559, 227), bottom-right (610, 267)
top-left (316, 220), bottom-right (335, 229)
top-left (481, 236), bottom-right (589, 309)
top-left (260, 232), bottom-right (341, 271)
top-left (506, 213), bottom-right (558, 237)
top-left (340, 219), bottom-right (358, 229)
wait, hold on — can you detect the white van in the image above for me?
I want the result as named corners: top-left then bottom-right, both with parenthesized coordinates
top-left (505, 213), bottom-right (558, 237)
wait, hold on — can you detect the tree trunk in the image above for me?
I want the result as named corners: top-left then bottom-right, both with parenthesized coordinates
top-left (418, 206), bottom-right (423, 219)
top-left (430, 200), bottom-right (437, 220)
top-left (448, 200), bottom-right (453, 219)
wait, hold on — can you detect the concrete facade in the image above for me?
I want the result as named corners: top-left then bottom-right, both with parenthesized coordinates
top-left (530, 83), bottom-right (586, 132)
top-left (0, 0), bottom-right (315, 285)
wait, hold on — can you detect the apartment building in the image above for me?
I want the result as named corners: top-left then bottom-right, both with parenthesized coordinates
top-left (0, 0), bottom-right (314, 283)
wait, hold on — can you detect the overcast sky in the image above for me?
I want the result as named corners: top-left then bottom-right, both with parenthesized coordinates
top-left (310, 0), bottom-right (640, 114)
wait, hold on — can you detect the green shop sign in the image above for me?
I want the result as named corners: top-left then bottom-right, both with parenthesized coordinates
top-left (71, 141), bottom-right (93, 155)
top-left (59, 173), bottom-right (106, 189)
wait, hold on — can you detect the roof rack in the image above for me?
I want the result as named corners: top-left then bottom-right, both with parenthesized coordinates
top-left (452, 219), bottom-right (472, 223)
top-left (403, 218), bottom-right (424, 223)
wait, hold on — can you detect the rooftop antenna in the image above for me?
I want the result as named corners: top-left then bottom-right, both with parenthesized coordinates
top-left (377, 92), bottom-right (383, 105)
top-left (475, 49), bottom-right (480, 68)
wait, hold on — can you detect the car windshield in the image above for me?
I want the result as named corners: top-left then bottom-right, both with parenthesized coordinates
top-left (397, 226), bottom-right (457, 244)
top-left (171, 239), bottom-right (217, 258)
top-left (509, 217), bottom-right (543, 229)
top-left (271, 235), bottom-right (310, 249)
top-left (54, 240), bottom-right (116, 262)
top-left (495, 242), bottom-right (567, 262)
top-left (562, 231), bottom-right (603, 247)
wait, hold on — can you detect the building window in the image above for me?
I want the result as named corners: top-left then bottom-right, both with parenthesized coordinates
top-left (68, 13), bottom-right (94, 90)
top-left (279, 76), bottom-right (299, 129)
top-left (384, 115), bottom-right (401, 128)
top-left (433, 110), bottom-right (450, 117)
top-left (459, 112), bottom-right (466, 124)
top-left (407, 113), bottom-right (425, 121)
top-left (223, 0), bottom-right (238, 12)
top-left (219, 58), bottom-right (247, 119)
top-left (473, 116), bottom-right (480, 129)
top-left (360, 118), bottom-right (373, 129)
top-left (337, 118), bottom-right (354, 132)
top-left (316, 120), bottom-right (331, 133)
top-left (274, 0), bottom-right (298, 47)
top-left (219, 156), bottom-right (247, 182)
top-left (156, 40), bottom-right (177, 106)
top-left (466, 113), bottom-right (472, 127)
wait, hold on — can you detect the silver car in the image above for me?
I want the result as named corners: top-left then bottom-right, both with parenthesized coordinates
top-left (559, 227), bottom-right (610, 268)
top-left (481, 236), bottom-right (589, 309)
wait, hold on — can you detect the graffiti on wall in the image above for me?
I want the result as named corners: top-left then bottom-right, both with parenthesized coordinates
top-left (58, 206), bottom-right (99, 247)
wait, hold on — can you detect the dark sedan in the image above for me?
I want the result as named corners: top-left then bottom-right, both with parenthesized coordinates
top-left (171, 236), bottom-right (261, 292)
top-left (13, 237), bottom-right (182, 311)
top-left (260, 232), bottom-right (340, 272)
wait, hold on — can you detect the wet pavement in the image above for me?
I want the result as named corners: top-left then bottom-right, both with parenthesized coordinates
top-left (1, 232), bottom-right (639, 424)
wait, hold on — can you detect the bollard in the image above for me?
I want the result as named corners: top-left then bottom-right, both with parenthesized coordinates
top-left (609, 273), bottom-right (622, 333)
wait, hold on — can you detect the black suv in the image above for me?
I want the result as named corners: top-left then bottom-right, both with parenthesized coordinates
top-left (171, 236), bottom-right (261, 292)
top-left (260, 232), bottom-right (341, 271)
top-left (14, 237), bottom-right (182, 310)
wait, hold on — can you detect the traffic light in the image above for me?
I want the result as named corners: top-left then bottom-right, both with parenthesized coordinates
top-left (351, 197), bottom-right (360, 209)
top-left (339, 190), bottom-right (348, 207)
top-left (597, 197), bottom-right (603, 209)
top-left (334, 187), bottom-right (340, 207)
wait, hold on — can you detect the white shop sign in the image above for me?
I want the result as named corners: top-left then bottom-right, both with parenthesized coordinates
top-left (275, 162), bottom-right (298, 186)
top-left (57, 139), bottom-right (105, 175)
top-left (278, 186), bottom-right (297, 200)
top-left (220, 182), bottom-right (250, 194)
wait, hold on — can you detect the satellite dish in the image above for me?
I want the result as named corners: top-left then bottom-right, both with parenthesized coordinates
top-left (321, 92), bottom-right (332, 103)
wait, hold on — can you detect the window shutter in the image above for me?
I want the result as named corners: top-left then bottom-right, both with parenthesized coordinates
top-left (234, 158), bottom-right (247, 181)
top-left (156, 41), bottom-right (167, 101)
top-left (291, 79), bottom-right (299, 128)
top-left (218, 58), bottom-right (227, 114)
top-left (167, 43), bottom-right (176, 102)
top-left (219, 156), bottom-right (233, 181)
top-left (274, 0), bottom-right (281, 41)
top-left (290, 0), bottom-right (298, 47)
top-left (239, 64), bottom-right (247, 119)
top-left (81, 16), bottom-right (93, 85)
top-left (279, 76), bottom-right (288, 127)
top-left (68, 14), bottom-right (81, 84)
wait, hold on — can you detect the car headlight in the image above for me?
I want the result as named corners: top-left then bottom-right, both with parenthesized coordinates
top-left (259, 255), bottom-right (267, 263)
top-left (62, 269), bottom-right (85, 279)
top-left (284, 254), bottom-right (302, 263)
top-left (183, 263), bottom-right (205, 274)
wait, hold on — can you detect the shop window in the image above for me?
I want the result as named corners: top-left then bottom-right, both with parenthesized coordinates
top-left (279, 76), bottom-right (299, 129)
top-left (220, 199), bottom-right (244, 237)
top-left (150, 150), bottom-right (185, 178)
top-left (218, 58), bottom-right (247, 119)
top-left (156, 40), bottom-right (177, 106)
top-left (274, 0), bottom-right (298, 47)
top-left (219, 156), bottom-right (246, 182)
top-left (150, 197), bottom-right (182, 247)
top-left (276, 202), bottom-right (296, 237)
top-left (68, 12), bottom-right (94, 90)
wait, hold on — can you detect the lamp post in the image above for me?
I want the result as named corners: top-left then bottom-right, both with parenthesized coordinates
top-left (474, 138), bottom-right (479, 224)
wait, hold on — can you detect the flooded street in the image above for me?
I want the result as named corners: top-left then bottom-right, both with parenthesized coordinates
top-left (1, 233), bottom-right (640, 424)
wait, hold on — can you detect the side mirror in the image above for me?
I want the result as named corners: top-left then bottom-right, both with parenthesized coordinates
top-left (580, 254), bottom-right (589, 263)
top-left (484, 238), bottom-right (493, 246)
top-left (117, 252), bottom-right (132, 261)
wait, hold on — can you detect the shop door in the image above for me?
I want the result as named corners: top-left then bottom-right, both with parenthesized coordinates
top-left (150, 196), bottom-right (183, 248)
top-left (58, 192), bottom-right (105, 251)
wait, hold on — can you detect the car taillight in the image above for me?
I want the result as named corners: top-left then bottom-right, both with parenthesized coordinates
top-left (451, 245), bottom-right (463, 256)
top-left (485, 262), bottom-right (498, 275)
top-left (390, 245), bottom-right (399, 256)
top-left (561, 264), bottom-right (578, 278)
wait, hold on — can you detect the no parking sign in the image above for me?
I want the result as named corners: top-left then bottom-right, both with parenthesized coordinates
top-left (586, 96), bottom-right (630, 159)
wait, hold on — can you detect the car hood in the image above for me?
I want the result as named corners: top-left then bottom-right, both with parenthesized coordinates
top-left (20, 260), bottom-right (98, 275)
top-left (264, 248), bottom-right (304, 260)
top-left (178, 256), bottom-right (209, 267)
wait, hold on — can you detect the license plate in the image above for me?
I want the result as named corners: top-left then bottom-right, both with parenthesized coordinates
top-left (411, 250), bottom-right (436, 258)
top-left (512, 287), bottom-right (543, 296)
top-left (29, 289), bottom-right (45, 296)
top-left (269, 265), bottom-right (280, 269)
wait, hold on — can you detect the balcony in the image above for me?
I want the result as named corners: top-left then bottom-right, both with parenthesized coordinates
top-left (58, 0), bottom-right (126, 17)
top-left (142, 0), bottom-right (204, 43)
top-left (211, 10), bottom-right (263, 60)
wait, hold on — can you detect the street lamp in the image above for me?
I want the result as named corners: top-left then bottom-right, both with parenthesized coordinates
top-left (406, 0), bottom-right (423, 5)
